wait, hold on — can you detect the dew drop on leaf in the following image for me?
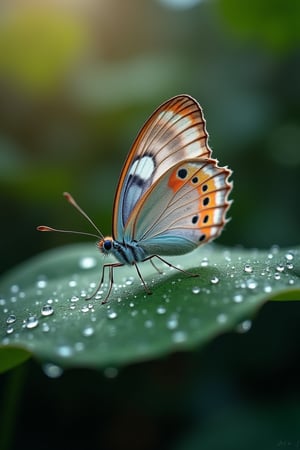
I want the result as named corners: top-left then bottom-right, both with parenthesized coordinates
top-left (233, 294), bottom-right (243, 303)
top-left (10, 285), bottom-right (20, 294)
top-left (144, 320), bottom-right (153, 328)
top-left (6, 314), bottom-right (16, 324)
top-left (107, 311), bottom-right (118, 320)
top-left (41, 305), bottom-right (54, 317)
top-left (43, 363), bottom-right (64, 378)
top-left (285, 252), bottom-right (294, 261)
top-left (78, 256), bottom-right (97, 270)
top-left (276, 264), bottom-right (285, 273)
top-left (25, 316), bottom-right (39, 329)
top-left (156, 306), bottom-right (166, 315)
top-left (246, 279), bottom-right (258, 289)
top-left (264, 285), bottom-right (272, 293)
top-left (6, 325), bottom-right (14, 334)
top-left (192, 286), bottom-right (201, 294)
top-left (210, 276), bottom-right (219, 285)
top-left (216, 313), bottom-right (228, 324)
top-left (166, 315), bottom-right (178, 330)
top-left (172, 330), bottom-right (187, 343)
top-left (36, 280), bottom-right (47, 289)
top-left (82, 326), bottom-right (94, 337)
top-left (56, 345), bottom-right (73, 358)
top-left (244, 264), bottom-right (253, 273)
top-left (236, 320), bottom-right (252, 333)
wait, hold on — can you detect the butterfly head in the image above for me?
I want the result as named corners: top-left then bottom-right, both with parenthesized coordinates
top-left (97, 236), bottom-right (114, 255)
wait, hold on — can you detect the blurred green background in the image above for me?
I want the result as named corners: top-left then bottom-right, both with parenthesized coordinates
top-left (0, 1), bottom-right (300, 449)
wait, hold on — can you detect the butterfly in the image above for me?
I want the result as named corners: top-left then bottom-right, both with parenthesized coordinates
top-left (37, 95), bottom-right (233, 303)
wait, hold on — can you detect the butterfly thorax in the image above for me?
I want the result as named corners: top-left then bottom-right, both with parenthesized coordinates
top-left (97, 237), bottom-right (147, 265)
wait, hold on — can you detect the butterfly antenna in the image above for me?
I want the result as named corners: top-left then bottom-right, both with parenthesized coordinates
top-left (36, 225), bottom-right (100, 240)
top-left (37, 192), bottom-right (104, 240)
top-left (63, 192), bottom-right (104, 239)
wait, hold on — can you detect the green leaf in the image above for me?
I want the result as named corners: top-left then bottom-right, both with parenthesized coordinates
top-left (0, 244), bottom-right (299, 373)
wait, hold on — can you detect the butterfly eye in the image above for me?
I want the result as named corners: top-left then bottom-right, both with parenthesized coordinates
top-left (103, 240), bottom-right (112, 251)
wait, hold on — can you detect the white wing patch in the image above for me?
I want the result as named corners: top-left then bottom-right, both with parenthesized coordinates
top-left (129, 155), bottom-right (155, 181)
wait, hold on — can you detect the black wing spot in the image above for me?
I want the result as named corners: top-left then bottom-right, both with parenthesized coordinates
top-left (192, 176), bottom-right (198, 184)
top-left (203, 197), bottom-right (209, 206)
top-left (177, 168), bottom-right (188, 179)
top-left (199, 234), bottom-right (206, 242)
top-left (202, 184), bottom-right (208, 192)
top-left (192, 215), bottom-right (199, 224)
top-left (203, 215), bottom-right (209, 224)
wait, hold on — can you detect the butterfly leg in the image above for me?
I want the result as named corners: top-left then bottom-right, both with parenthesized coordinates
top-left (85, 262), bottom-right (123, 303)
top-left (149, 255), bottom-right (199, 278)
top-left (149, 258), bottom-right (164, 274)
top-left (134, 263), bottom-right (152, 295)
top-left (101, 262), bottom-right (124, 304)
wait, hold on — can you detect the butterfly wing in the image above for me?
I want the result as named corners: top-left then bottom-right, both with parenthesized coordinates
top-left (112, 95), bottom-right (211, 240)
top-left (123, 158), bottom-right (232, 256)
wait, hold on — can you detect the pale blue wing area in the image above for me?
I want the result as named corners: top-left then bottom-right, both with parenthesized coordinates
top-left (124, 158), bottom-right (232, 257)
top-left (113, 95), bottom-right (211, 240)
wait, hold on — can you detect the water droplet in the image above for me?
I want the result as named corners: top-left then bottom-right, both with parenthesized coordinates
top-left (288, 279), bottom-right (295, 285)
top-left (285, 252), bottom-right (294, 261)
top-left (274, 272), bottom-right (281, 280)
top-left (286, 263), bottom-right (294, 270)
top-left (210, 276), bottom-right (219, 285)
top-left (10, 285), bottom-right (20, 294)
top-left (125, 276), bottom-right (134, 286)
top-left (264, 285), bottom-right (272, 293)
top-left (70, 295), bottom-right (79, 303)
top-left (246, 279), bottom-right (257, 290)
top-left (233, 294), bottom-right (243, 303)
top-left (43, 363), bottom-right (64, 378)
top-left (6, 325), bottom-right (14, 334)
top-left (201, 257), bottom-right (209, 267)
top-left (79, 256), bottom-right (97, 270)
top-left (69, 280), bottom-right (77, 287)
top-left (156, 306), bottom-right (166, 315)
top-left (81, 305), bottom-right (89, 313)
top-left (36, 280), bottom-right (47, 289)
top-left (129, 302), bottom-right (135, 308)
top-left (244, 264), bottom-right (253, 273)
top-left (172, 330), bottom-right (187, 343)
top-left (103, 367), bottom-right (118, 378)
top-left (216, 313), bottom-right (228, 324)
top-left (82, 326), bottom-right (94, 337)
top-left (25, 316), bottom-right (39, 329)
top-left (6, 314), bottom-right (16, 324)
top-left (41, 305), bottom-right (54, 317)
top-left (192, 286), bottom-right (201, 294)
top-left (42, 322), bottom-right (50, 332)
top-left (166, 315), bottom-right (178, 330)
top-left (107, 311), bottom-right (118, 320)
top-left (144, 319), bottom-right (153, 328)
top-left (276, 264), bottom-right (285, 273)
top-left (57, 345), bottom-right (73, 358)
top-left (237, 320), bottom-right (252, 333)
